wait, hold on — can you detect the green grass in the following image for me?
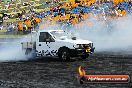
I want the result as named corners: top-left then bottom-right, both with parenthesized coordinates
top-left (4, 18), bottom-right (18, 23)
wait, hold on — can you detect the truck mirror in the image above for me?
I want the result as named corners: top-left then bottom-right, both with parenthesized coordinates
top-left (46, 39), bottom-right (50, 42)
top-left (45, 37), bottom-right (55, 42)
top-left (72, 37), bottom-right (76, 40)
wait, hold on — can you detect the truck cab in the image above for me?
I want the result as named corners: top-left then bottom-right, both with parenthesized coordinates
top-left (22, 30), bottom-right (95, 61)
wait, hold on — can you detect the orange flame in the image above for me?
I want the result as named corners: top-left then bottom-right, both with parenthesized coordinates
top-left (78, 66), bottom-right (86, 76)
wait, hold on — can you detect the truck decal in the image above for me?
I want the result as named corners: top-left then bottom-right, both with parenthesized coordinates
top-left (46, 44), bottom-right (50, 48)
top-left (36, 50), bottom-right (58, 56)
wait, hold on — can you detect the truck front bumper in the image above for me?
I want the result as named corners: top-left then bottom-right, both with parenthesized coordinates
top-left (70, 47), bottom-right (95, 57)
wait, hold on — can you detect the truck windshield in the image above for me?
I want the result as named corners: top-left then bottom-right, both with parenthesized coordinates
top-left (50, 31), bottom-right (70, 39)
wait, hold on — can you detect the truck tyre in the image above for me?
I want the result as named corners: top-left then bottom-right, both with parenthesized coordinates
top-left (59, 48), bottom-right (70, 61)
top-left (80, 55), bottom-right (89, 60)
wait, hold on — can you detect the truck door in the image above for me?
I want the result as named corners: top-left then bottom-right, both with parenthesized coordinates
top-left (36, 32), bottom-right (56, 57)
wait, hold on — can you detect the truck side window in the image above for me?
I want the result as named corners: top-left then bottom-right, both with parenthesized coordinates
top-left (39, 32), bottom-right (55, 42)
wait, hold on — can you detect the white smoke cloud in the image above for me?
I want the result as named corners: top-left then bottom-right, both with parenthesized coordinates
top-left (71, 14), bottom-right (132, 53)
top-left (0, 35), bottom-right (33, 62)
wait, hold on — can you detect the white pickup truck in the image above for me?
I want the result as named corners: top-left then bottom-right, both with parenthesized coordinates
top-left (21, 30), bottom-right (95, 61)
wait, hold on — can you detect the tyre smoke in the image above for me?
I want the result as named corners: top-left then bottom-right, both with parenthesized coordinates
top-left (71, 15), bottom-right (132, 53)
top-left (0, 36), bottom-right (31, 62)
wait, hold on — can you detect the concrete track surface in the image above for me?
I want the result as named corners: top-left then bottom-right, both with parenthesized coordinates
top-left (0, 52), bottom-right (132, 88)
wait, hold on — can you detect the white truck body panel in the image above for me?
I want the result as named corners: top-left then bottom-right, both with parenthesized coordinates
top-left (21, 30), bottom-right (95, 58)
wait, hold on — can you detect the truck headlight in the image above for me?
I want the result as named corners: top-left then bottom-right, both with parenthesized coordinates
top-left (73, 44), bottom-right (83, 48)
top-left (73, 44), bottom-right (79, 48)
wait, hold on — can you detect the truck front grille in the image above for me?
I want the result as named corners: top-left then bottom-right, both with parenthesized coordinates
top-left (77, 43), bottom-right (93, 49)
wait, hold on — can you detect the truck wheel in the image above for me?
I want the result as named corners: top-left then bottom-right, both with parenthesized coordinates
top-left (59, 48), bottom-right (70, 61)
top-left (81, 55), bottom-right (89, 60)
